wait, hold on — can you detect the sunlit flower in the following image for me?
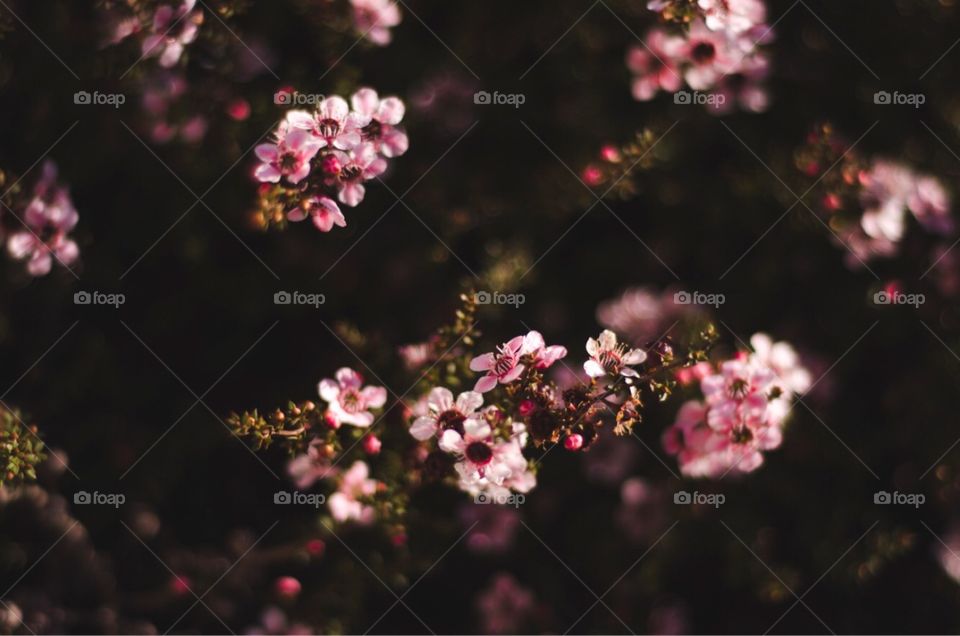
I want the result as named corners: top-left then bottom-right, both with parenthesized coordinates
top-left (350, 0), bottom-right (402, 46)
top-left (584, 329), bottom-right (647, 378)
top-left (254, 129), bottom-right (322, 184)
top-left (410, 387), bottom-right (484, 441)
top-left (287, 195), bottom-right (346, 232)
top-left (141, 0), bottom-right (203, 68)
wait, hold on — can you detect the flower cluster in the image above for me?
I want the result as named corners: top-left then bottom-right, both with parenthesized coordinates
top-left (229, 294), bottom-right (718, 524)
top-left (350, 0), bottom-right (402, 46)
top-left (142, 0), bottom-right (203, 68)
top-left (408, 331), bottom-right (564, 499)
top-left (662, 333), bottom-right (811, 477)
top-left (798, 124), bottom-right (955, 268)
top-left (629, 0), bottom-right (772, 113)
top-left (6, 161), bottom-right (80, 277)
top-left (252, 89), bottom-right (408, 233)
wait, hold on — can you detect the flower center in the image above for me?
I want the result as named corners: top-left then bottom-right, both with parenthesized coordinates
top-left (436, 409), bottom-right (466, 435)
top-left (692, 42), bottom-right (716, 64)
top-left (340, 165), bottom-right (362, 182)
top-left (362, 120), bottom-right (383, 140)
top-left (729, 378), bottom-right (749, 399)
top-left (280, 153), bottom-right (298, 172)
top-left (339, 388), bottom-right (363, 413)
top-left (598, 347), bottom-right (624, 374)
top-left (465, 441), bottom-right (493, 466)
top-left (317, 118), bottom-right (341, 139)
top-left (731, 426), bottom-right (753, 444)
top-left (493, 346), bottom-right (517, 378)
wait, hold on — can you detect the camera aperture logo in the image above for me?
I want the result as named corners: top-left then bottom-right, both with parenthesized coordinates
top-left (674, 90), bottom-right (725, 106)
top-left (473, 90), bottom-right (526, 108)
top-left (873, 290), bottom-right (924, 308)
top-left (274, 490), bottom-right (326, 508)
top-left (873, 90), bottom-right (925, 108)
top-left (674, 490), bottom-right (725, 508)
top-left (874, 490), bottom-right (924, 508)
top-left (474, 492), bottom-right (525, 508)
top-left (474, 290), bottom-right (525, 308)
top-left (274, 291), bottom-right (326, 308)
top-left (74, 91), bottom-right (126, 108)
top-left (74, 491), bottom-right (126, 508)
top-left (274, 90), bottom-right (326, 106)
top-left (74, 291), bottom-right (125, 308)
top-left (674, 290), bottom-right (725, 308)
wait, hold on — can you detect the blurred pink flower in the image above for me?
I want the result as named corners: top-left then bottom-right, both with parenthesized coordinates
top-left (318, 367), bottom-right (387, 427)
top-left (7, 161), bottom-right (80, 277)
top-left (626, 30), bottom-right (685, 101)
top-left (142, 0), bottom-right (202, 68)
top-left (350, 0), bottom-right (402, 46)
top-left (476, 574), bottom-right (535, 634)
top-left (329, 461), bottom-right (378, 524)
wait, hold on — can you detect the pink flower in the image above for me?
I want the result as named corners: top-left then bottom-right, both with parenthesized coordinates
top-left (476, 574), bottom-right (535, 635)
top-left (460, 504), bottom-right (520, 554)
top-left (331, 143), bottom-right (388, 207)
top-left (439, 417), bottom-right (501, 478)
top-left (698, 0), bottom-right (767, 37)
top-left (318, 367), bottom-right (387, 427)
top-left (409, 387), bottom-right (484, 441)
top-left (350, 0), bottom-right (402, 46)
top-left (286, 96), bottom-right (368, 151)
top-left (7, 161), bottom-right (80, 277)
top-left (287, 196), bottom-right (346, 232)
top-left (522, 330), bottom-right (568, 369)
top-left (254, 129), bottom-right (322, 184)
top-left (328, 461), bottom-right (378, 524)
top-left (469, 335), bottom-right (529, 393)
top-left (681, 20), bottom-right (737, 90)
top-left (626, 30), bottom-right (684, 100)
top-left (583, 329), bottom-right (647, 378)
top-left (141, 0), bottom-right (202, 68)
top-left (287, 439), bottom-right (338, 489)
top-left (351, 88), bottom-right (409, 158)
top-left (908, 175), bottom-right (953, 235)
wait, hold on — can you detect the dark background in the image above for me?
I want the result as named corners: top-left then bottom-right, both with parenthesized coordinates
top-left (1, 0), bottom-right (960, 632)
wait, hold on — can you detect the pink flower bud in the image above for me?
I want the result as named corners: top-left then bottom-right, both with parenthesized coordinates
top-left (363, 434), bottom-right (382, 455)
top-left (518, 399), bottom-right (537, 417)
top-left (582, 165), bottom-right (603, 187)
top-left (227, 98), bottom-right (251, 121)
top-left (325, 412), bottom-right (341, 430)
top-left (275, 576), bottom-right (302, 600)
top-left (169, 575), bottom-right (192, 596)
top-left (564, 434), bottom-right (584, 451)
top-left (306, 539), bottom-right (326, 557)
top-left (321, 154), bottom-right (342, 176)
top-left (600, 144), bottom-right (621, 163)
